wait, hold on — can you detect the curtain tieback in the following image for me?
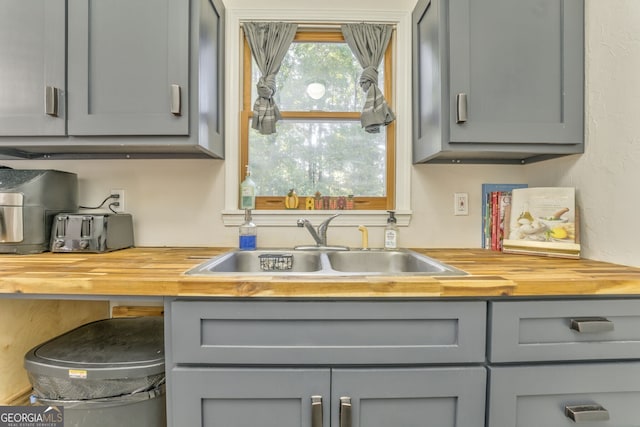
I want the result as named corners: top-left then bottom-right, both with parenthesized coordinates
top-left (257, 74), bottom-right (277, 99)
top-left (359, 66), bottom-right (379, 92)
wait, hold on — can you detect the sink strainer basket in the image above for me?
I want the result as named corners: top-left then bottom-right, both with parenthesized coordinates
top-left (259, 254), bottom-right (294, 271)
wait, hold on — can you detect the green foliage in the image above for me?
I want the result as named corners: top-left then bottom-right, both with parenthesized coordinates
top-left (249, 41), bottom-right (387, 197)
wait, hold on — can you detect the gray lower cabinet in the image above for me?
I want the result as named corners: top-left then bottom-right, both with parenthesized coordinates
top-left (331, 367), bottom-right (486, 427)
top-left (488, 363), bottom-right (640, 427)
top-left (487, 299), bottom-right (640, 426)
top-left (412, 0), bottom-right (584, 164)
top-left (171, 368), bottom-right (331, 427)
top-left (169, 300), bottom-right (487, 365)
top-left (166, 299), bottom-right (487, 427)
top-left (0, 0), bottom-right (66, 136)
top-left (489, 299), bottom-right (640, 363)
top-left (171, 366), bottom-right (486, 427)
top-left (166, 297), bottom-right (640, 426)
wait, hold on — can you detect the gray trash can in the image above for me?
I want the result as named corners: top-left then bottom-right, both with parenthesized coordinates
top-left (24, 317), bottom-right (166, 427)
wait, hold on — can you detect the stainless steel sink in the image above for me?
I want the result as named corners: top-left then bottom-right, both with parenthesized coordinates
top-left (186, 249), bottom-right (467, 277)
top-left (185, 250), bottom-right (325, 275)
top-left (325, 249), bottom-right (466, 275)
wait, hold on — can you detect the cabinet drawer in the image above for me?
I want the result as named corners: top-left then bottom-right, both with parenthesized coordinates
top-left (169, 300), bottom-right (486, 365)
top-left (489, 299), bottom-right (640, 362)
top-left (488, 363), bottom-right (640, 427)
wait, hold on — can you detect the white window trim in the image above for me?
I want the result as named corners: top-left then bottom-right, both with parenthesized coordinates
top-left (222, 8), bottom-right (412, 227)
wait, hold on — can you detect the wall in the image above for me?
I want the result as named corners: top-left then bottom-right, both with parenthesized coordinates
top-left (2, 0), bottom-right (637, 266)
top-left (524, 0), bottom-right (640, 267)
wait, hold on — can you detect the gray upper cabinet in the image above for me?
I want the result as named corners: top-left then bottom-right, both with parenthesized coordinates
top-left (0, 0), bottom-right (224, 159)
top-left (412, 0), bottom-right (584, 164)
top-left (67, 0), bottom-right (189, 136)
top-left (0, 1), bottom-right (66, 136)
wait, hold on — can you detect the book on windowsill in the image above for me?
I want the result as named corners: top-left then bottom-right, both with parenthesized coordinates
top-left (502, 187), bottom-right (580, 259)
top-left (481, 183), bottom-right (528, 249)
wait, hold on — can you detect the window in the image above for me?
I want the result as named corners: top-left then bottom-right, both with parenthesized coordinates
top-left (240, 28), bottom-right (395, 210)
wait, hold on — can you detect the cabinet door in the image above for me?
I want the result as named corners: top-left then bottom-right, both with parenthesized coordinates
top-left (67, 0), bottom-right (189, 135)
top-left (171, 367), bottom-right (330, 427)
top-left (412, 0), bottom-right (446, 164)
top-left (196, 0), bottom-right (225, 156)
top-left (489, 363), bottom-right (640, 427)
top-left (332, 367), bottom-right (486, 427)
top-left (0, 0), bottom-right (65, 136)
top-left (449, 0), bottom-right (583, 144)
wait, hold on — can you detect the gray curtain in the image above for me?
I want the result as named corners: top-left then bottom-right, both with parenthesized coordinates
top-left (341, 23), bottom-right (396, 134)
top-left (244, 22), bottom-right (298, 135)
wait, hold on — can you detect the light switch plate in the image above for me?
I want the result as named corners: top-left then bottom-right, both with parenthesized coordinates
top-left (454, 193), bottom-right (469, 216)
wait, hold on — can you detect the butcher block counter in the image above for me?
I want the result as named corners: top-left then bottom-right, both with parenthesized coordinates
top-left (1, 247), bottom-right (640, 298)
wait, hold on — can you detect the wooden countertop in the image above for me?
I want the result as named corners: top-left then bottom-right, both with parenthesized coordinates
top-left (0, 247), bottom-right (639, 298)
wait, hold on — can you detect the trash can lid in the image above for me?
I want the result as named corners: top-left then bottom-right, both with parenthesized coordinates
top-left (25, 317), bottom-right (164, 379)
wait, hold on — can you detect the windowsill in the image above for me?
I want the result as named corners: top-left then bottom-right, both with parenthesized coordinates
top-left (221, 210), bottom-right (412, 227)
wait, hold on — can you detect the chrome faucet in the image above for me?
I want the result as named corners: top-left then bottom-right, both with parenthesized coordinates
top-left (296, 213), bottom-right (344, 249)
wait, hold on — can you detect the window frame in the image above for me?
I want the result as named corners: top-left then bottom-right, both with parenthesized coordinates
top-left (240, 28), bottom-right (396, 210)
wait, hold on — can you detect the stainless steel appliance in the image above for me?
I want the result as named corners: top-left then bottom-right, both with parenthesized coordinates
top-left (50, 213), bottom-right (134, 253)
top-left (0, 169), bottom-right (77, 254)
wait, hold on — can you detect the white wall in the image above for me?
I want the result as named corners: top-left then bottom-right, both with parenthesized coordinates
top-left (2, 0), bottom-right (638, 266)
top-left (524, 0), bottom-right (640, 267)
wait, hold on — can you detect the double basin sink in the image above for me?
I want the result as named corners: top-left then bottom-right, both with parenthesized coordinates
top-left (186, 249), bottom-right (467, 277)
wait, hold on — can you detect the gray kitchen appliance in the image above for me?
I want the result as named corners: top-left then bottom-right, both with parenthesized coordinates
top-left (0, 169), bottom-right (78, 254)
top-left (24, 317), bottom-right (166, 427)
top-left (51, 213), bottom-right (134, 253)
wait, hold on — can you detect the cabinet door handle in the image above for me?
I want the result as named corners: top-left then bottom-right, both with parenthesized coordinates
top-left (311, 395), bottom-right (323, 427)
top-left (456, 93), bottom-right (467, 123)
top-left (45, 86), bottom-right (59, 117)
top-left (570, 317), bottom-right (614, 333)
top-left (171, 84), bottom-right (182, 116)
top-left (565, 404), bottom-right (610, 422)
top-left (339, 397), bottom-right (352, 427)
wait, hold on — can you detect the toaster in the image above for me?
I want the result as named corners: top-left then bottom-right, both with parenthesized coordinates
top-left (50, 213), bottom-right (134, 253)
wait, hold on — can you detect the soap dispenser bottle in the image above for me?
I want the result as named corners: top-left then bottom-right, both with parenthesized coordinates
top-left (239, 165), bottom-right (256, 210)
top-left (239, 209), bottom-right (257, 250)
top-left (384, 211), bottom-right (398, 250)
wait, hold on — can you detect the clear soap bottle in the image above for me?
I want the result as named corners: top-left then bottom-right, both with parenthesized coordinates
top-left (384, 210), bottom-right (398, 250)
top-left (239, 209), bottom-right (257, 250)
top-left (239, 166), bottom-right (256, 210)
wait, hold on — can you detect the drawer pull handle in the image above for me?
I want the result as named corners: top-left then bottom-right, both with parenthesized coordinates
top-left (570, 317), bottom-right (614, 333)
top-left (311, 395), bottom-right (323, 427)
top-left (340, 396), bottom-right (352, 427)
top-left (565, 404), bottom-right (609, 422)
top-left (456, 93), bottom-right (468, 123)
